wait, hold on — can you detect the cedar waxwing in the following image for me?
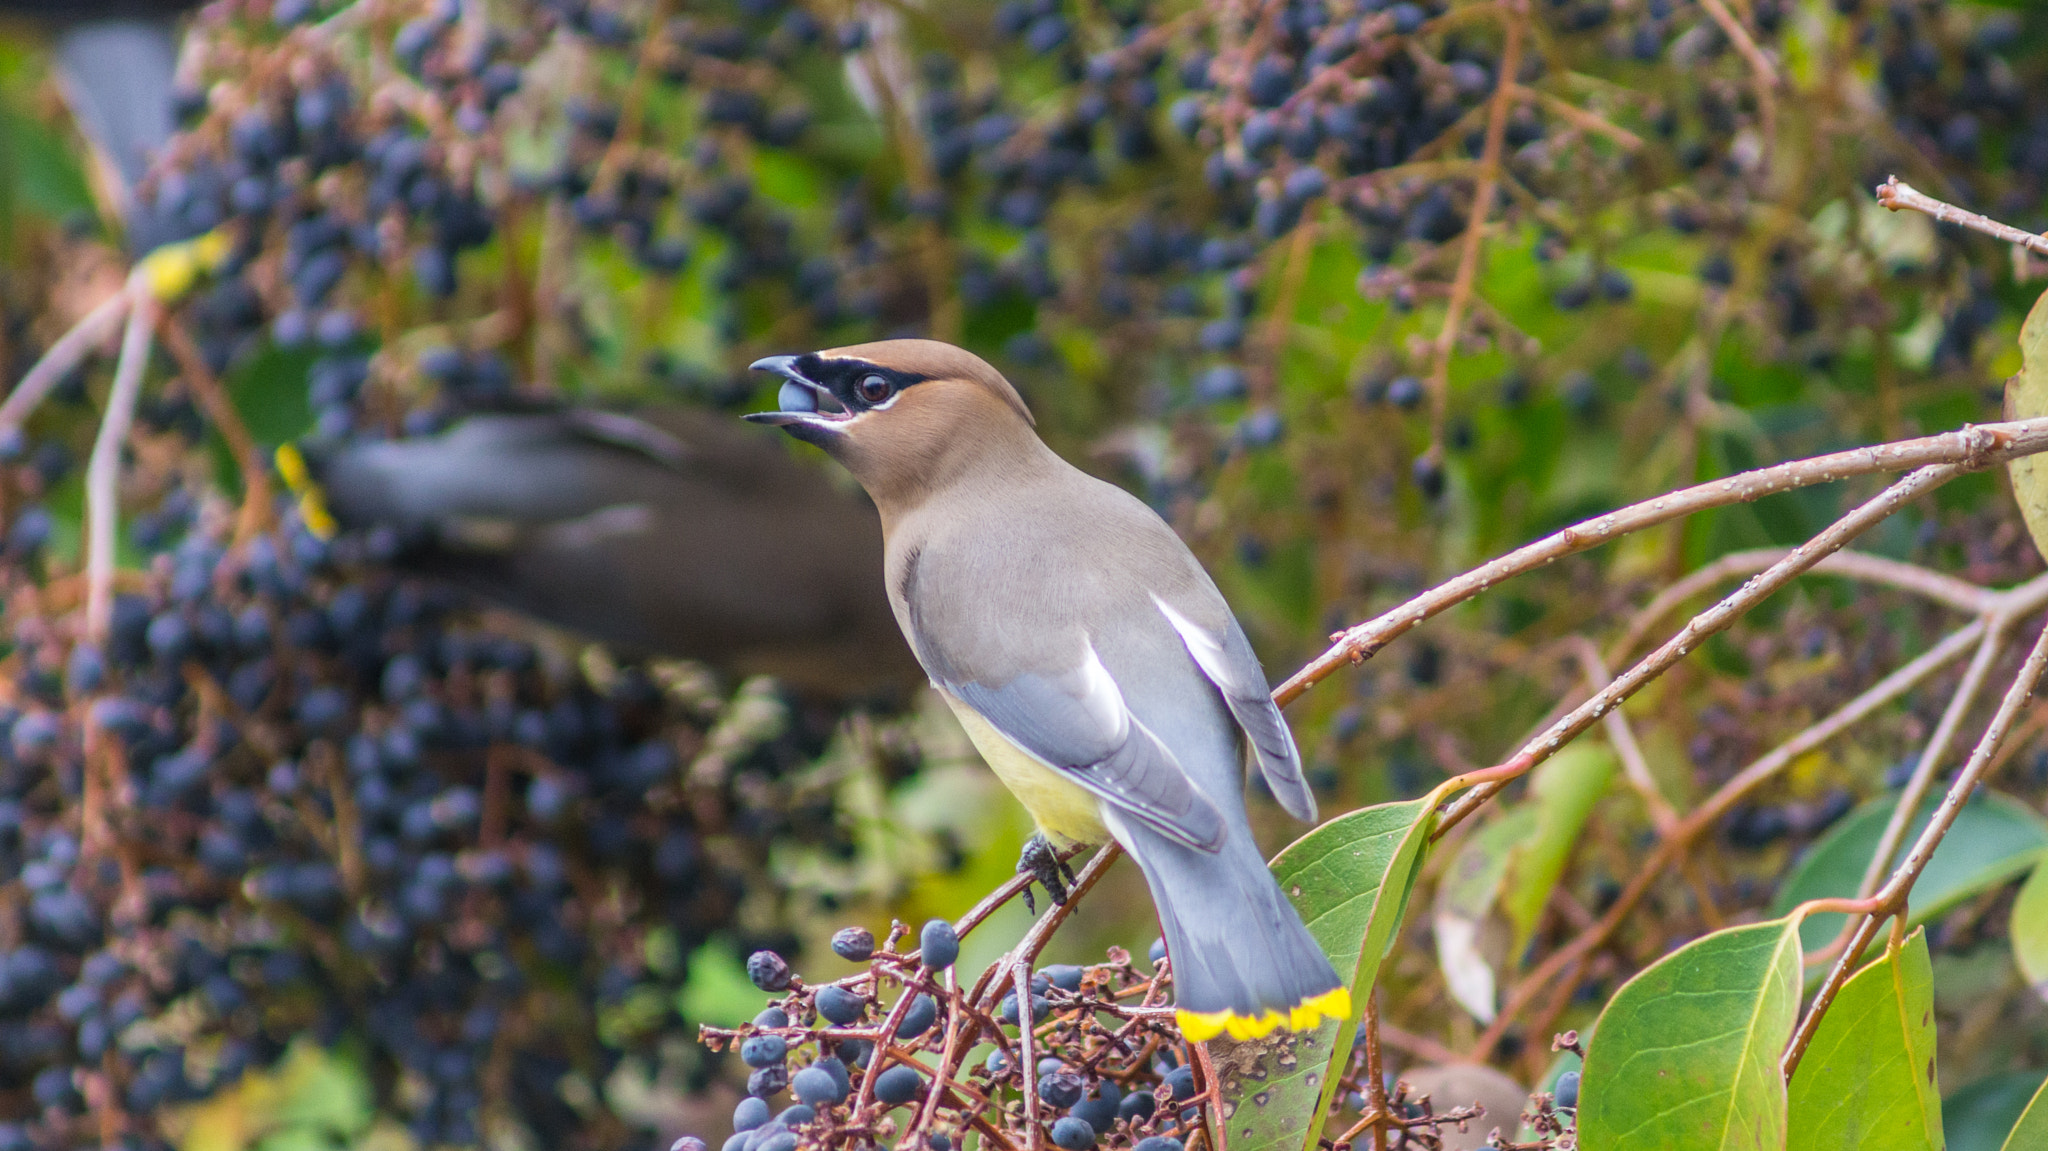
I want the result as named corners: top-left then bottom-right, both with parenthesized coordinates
top-left (299, 405), bottom-right (920, 701)
top-left (745, 340), bottom-right (1348, 1040)
top-left (2, 0), bottom-right (197, 236)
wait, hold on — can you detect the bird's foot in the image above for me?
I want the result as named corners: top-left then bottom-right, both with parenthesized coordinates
top-left (1016, 834), bottom-right (1071, 916)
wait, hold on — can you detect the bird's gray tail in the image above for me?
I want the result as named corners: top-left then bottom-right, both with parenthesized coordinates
top-left (53, 18), bottom-right (179, 234)
top-left (1111, 814), bottom-right (1350, 1042)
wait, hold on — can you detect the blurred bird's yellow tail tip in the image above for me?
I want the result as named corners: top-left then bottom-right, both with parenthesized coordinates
top-left (274, 444), bottom-right (338, 540)
top-left (1176, 986), bottom-right (1352, 1042)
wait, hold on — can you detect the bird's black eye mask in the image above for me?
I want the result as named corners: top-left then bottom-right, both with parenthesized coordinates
top-left (744, 355), bottom-right (929, 436)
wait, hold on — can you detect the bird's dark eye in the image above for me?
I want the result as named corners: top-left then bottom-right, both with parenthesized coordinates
top-left (857, 374), bottom-right (893, 404)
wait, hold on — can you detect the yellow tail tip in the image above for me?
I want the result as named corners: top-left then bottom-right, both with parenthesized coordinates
top-left (274, 443), bottom-right (339, 540)
top-left (136, 228), bottom-right (236, 302)
top-left (1176, 986), bottom-right (1352, 1043)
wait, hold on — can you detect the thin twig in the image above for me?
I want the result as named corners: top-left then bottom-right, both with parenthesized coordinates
top-left (0, 288), bottom-right (131, 437)
top-left (1361, 991), bottom-right (1388, 1151)
top-left (1515, 86), bottom-right (1643, 151)
top-left (586, 0), bottom-right (674, 197)
top-left (1275, 418), bottom-right (2048, 708)
top-left (1696, 0), bottom-right (1778, 149)
top-left (85, 276), bottom-right (157, 645)
top-left (1854, 625), bottom-right (2006, 901)
top-left (1613, 548), bottom-right (1997, 659)
top-left (1422, 1), bottom-right (1524, 460)
top-left (156, 316), bottom-right (274, 542)
top-left (1784, 617), bottom-right (2048, 1078)
top-left (1468, 611), bottom-right (1998, 1058)
top-left (1567, 639), bottom-right (1678, 835)
top-left (1877, 176), bottom-right (2048, 258)
top-left (1438, 460), bottom-right (1969, 837)
top-left (1015, 963), bottom-right (1042, 1151)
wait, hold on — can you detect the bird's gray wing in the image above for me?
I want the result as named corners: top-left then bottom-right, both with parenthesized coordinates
top-left (939, 641), bottom-right (1228, 853)
top-left (1152, 594), bottom-right (1315, 823)
top-left (560, 409), bottom-right (691, 468)
top-left (53, 20), bottom-right (179, 223)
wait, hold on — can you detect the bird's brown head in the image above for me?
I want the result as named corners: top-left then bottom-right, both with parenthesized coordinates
top-left (745, 339), bottom-right (1041, 511)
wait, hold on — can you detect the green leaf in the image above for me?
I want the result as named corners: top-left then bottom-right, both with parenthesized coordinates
top-left (2002, 286), bottom-right (2048, 563)
top-left (1787, 927), bottom-right (1941, 1151)
top-left (1771, 790), bottom-right (2048, 953)
top-left (1578, 917), bottom-right (1802, 1150)
top-left (1946, 1070), bottom-right (2048, 1151)
top-left (1212, 790), bottom-right (1442, 1151)
top-left (2009, 860), bottom-right (2048, 999)
top-left (1501, 743), bottom-right (1616, 957)
top-left (227, 343), bottom-right (319, 448)
top-left (1433, 806), bottom-right (1535, 1023)
top-left (2003, 1075), bottom-right (2048, 1151)
top-left (1998, 1073), bottom-right (2048, 1146)
top-left (676, 939), bottom-right (763, 1028)
top-left (269, 1040), bottom-right (373, 1134)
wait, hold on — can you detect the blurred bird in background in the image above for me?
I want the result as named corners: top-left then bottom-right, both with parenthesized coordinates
top-left (298, 405), bottom-right (922, 703)
top-left (0, 0), bottom-right (202, 241)
top-left (748, 340), bottom-right (1348, 1041)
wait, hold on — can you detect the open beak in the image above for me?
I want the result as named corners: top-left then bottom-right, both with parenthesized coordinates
top-left (744, 355), bottom-right (848, 427)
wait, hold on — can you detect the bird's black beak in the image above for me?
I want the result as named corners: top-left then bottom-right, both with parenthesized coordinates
top-left (743, 355), bottom-right (845, 429)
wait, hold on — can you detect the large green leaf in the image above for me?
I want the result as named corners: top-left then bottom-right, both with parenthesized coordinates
top-left (2002, 286), bottom-right (2048, 563)
top-left (1787, 927), bottom-right (1941, 1151)
top-left (2009, 859), bottom-right (2048, 999)
top-left (1946, 1070), bottom-right (2048, 1151)
top-left (1772, 790), bottom-right (2048, 953)
top-left (1213, 791), bottom-right (1441, 1151)
top-left (1578, 917), bottom-right (1802, 1150)
top-left (1501, 743), bottom-right (1616, 957)
top-left (1433, 806), bottom-right (1535, 1023)
top-left (2001, 1075), bottom-right (2048, 1151)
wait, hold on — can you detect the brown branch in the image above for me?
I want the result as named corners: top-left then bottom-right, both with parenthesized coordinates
top-left (1437, 459), bottom-right (1967, 837)
top-left (1784, 616), bottom-right (2048, 1078)
top-left (1696, 0), bottom-right (1778, 149)
top-left (1015, 963), bottom-right (1043, 1151)
top-left (1274, 417), bottom-right (2048, 709)
top-left (1853, 626), bottom-right (2006, 902)
top-left (0, 288), bottom-right (129, 436)
top-left (1613, 548), bottom-right (1997, 659)
top-left (85, 278), bottom-right (158, 645)
top-left (157, 316), bottom-right (274, 542)
top-left (1567, 639), bottom-right (1677, 835)
top-left (1361, 991), bottom-right (1388, 1151)
top-left (1421, 1), bottom-right (1524, 460)
top-left (587, 0), bottom-right (674, 197)
top-left (1877, 176), bottom-right (2048, 258)
top-left (1515, 86), bottom-right (1643, 151)
top-left (1468, 609), bottom-right (2001, 1059)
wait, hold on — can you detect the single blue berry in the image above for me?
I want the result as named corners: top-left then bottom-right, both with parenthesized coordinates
top-left (791, 1066), bottom-right (846, 1107)
top-left (1040, 1072), bottom-right (1084, 1110)
top-left (741, 1036), bottom-right (787, 1069)
top-left (1049, 1117), bottom-right (1096, 1150)
top-left (831, 927), bottom-right (875, 962)
top-left (896, 994), bottom-right (938, 1039)
top-left (874, 1063), bottom-right (923, 1106)
top-left (816, 986), bottom-right (866, 1025)
top-left (746, 951), bottom-right (792, 992)
top-left (919, 920), bottom-right (959, 970)
top-left (733, 1099), bottom-right (771, 1132)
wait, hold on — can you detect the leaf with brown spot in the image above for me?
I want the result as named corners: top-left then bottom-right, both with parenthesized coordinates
top-left (1216, 789), bottom-right (1445, 1151)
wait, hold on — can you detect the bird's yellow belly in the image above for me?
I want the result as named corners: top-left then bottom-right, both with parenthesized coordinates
top-left (941, 694), bottom-right (1107, 846)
